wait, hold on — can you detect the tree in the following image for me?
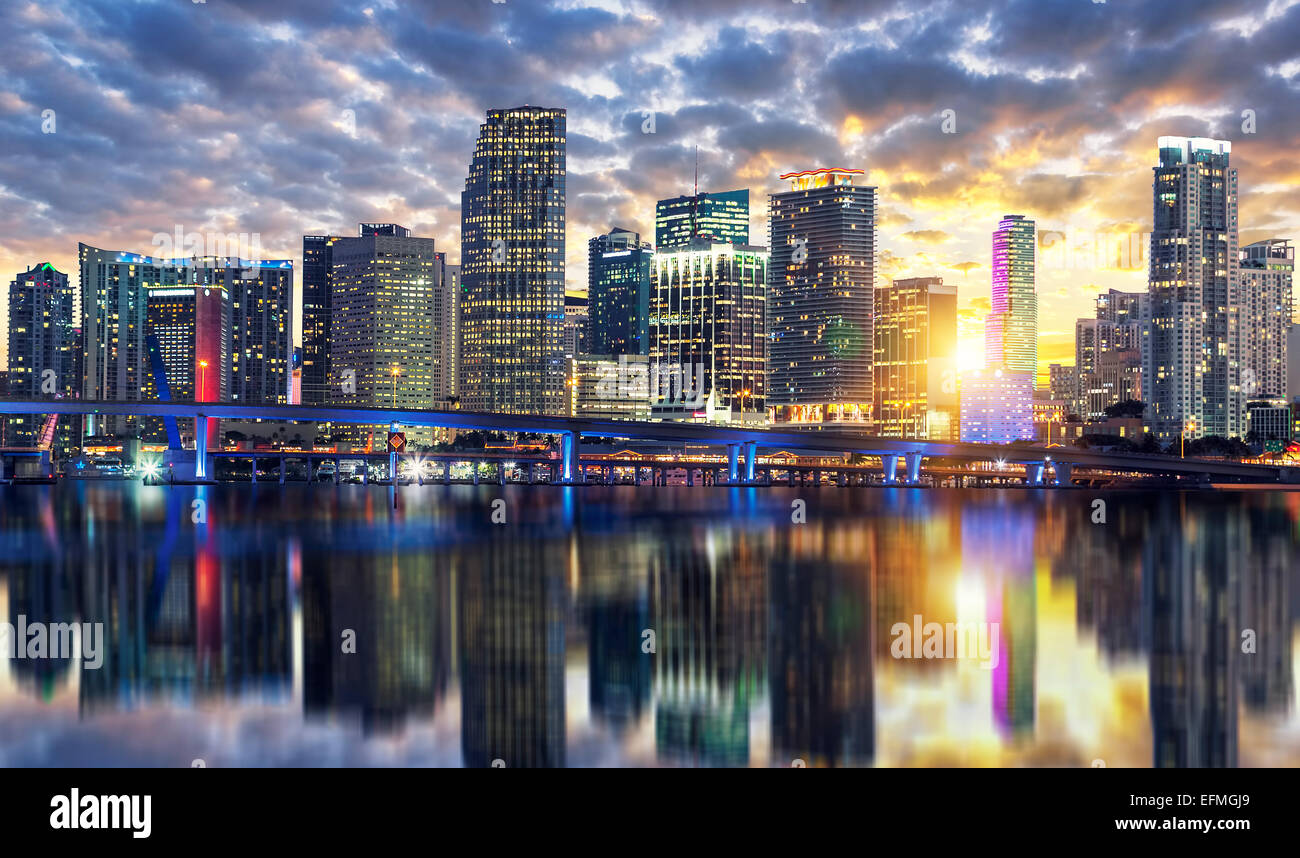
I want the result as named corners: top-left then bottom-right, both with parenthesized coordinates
top-left (1103, 399), bottom-right (1145, 419)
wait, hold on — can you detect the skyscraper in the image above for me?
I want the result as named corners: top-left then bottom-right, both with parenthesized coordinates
top-left (649, 239), bottom-right (767, 422)
top-left (460, 106), bottom-right (567, 415)
top-left (1238, 238), bottom-right (1293, 402)
top-left (655, 189), bottom-right (748, 250)
top-left (872, 276), bottom-right (958, 439)
top-left (588, 227), bottom-right (652, 356)
top-left (985, 215), bottom-right (1037, 379)
top-left (301, 234), bottom-right (339, 405)
top-left (329, 224), bottom-right (439, 411)
top-left (80, 243), bottom-right (150, 435)
top-left (434, 251), bottom-right (461, 407)
top-left (768, 168), bottom-right (876, 425)
top-left (6, 263), bottom-right (79, 449)
top-left (1075, 289), bottom-right (1144, 419)
top-left (1144, 137), bottom-right (1240, 440)
top-left (228, 266), bottom-right (293, 404)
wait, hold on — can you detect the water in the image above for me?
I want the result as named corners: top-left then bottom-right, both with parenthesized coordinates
top-left (1, 482), bottom-right (1297, 767)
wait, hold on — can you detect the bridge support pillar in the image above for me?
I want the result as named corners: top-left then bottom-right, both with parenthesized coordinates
top-left (905, 452), bottom-right (923, 486)
top-left (472, 461), bottom-right (479, 486)
top-left (195, 415), bottom-right (209, 481)
top-left (743, 441), bottom-right (757, 483)
top-left (279, 457), bottom-right (286, 485)
top-left (361, 460), bottom-right (369, 486)
top-left (837, 471), bottom-right (847, 487)
top-left (1026, 463), bottom-right (1045, 486)
top-left (881, 454), bottom-right (899, 485)
top-left (251, 456), bottom-right (257, 484)
top-left (526, 462), bottom-right (535, 484)
top-left (1053, 462), bottom-right (1073, 487)
top-left (333, 458), bottom-right (340, 485)
top-left (686, 467), bottom-right (694, 487)
top-left (498, 462), bottom-right (507, 486)
top-left (727, 444), bottom-right (740, 484)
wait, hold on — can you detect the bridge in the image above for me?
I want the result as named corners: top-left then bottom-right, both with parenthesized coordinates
top-left (1, 397), bottom-right (1296, 486)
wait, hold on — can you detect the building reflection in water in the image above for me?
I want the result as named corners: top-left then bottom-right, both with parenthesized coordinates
top-left (458, 536), bottom-right (567, 768)
top-left (769, 525), bottom-right (874, 767)
top-left (1, 485), bottom-right (1298, 767)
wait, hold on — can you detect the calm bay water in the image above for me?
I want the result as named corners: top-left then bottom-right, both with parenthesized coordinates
top-left (1, 482), bottom-right (1297, 767)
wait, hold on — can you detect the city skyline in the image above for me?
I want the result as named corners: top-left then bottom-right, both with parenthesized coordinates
top-left (5, 0), bottom-right (1300, 383)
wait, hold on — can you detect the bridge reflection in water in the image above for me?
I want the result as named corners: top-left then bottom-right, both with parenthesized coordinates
top-left (0, 484), bottom-right (1297, 767)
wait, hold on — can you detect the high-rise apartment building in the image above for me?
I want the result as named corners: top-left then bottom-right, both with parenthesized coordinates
top-left (872, 276), bottom-right (958, 439)
top-left (648, 239), bottom-right (767, 422)
top-left (1238, 239), bottom-right (1293, 402)
top-left (985, 215), bottom-right (1037, 378)
top-left (655, 189), bottom-right (748, 250)
top-left (768, 168), bottom-right (876, 425)
top-left (6, 263), bottom-right (79, 449)
top-left (588, 227), bottom-right (652, 356)
top-left (460, 106), bottom-right (567, 415)
top-left (1075, 289), bottom-right (1144, 419)
top-left (1144, 137), bottom-right (1240, 440)
top-left (329, 224), bottom-right (439, 411)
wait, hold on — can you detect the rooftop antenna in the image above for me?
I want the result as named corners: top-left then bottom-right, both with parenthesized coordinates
top-left (694, 145), bottom-right (698, 197)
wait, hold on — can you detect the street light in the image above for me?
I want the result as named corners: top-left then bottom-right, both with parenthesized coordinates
top-left (1182, 417), bottom-right (1197, 459)
top-left (198, 360), bottom-right (209, 401)
top-left (740, 388), bottom-right (751, 424)
top-left (390, 365), bottom-right (401, 408)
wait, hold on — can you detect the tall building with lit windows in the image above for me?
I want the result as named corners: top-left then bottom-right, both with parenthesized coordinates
top-left (328, 224), bottom-right (439, 412)
top-left (435, 251), bottom-right (461, 406)
top-left (873, 276), bottom-right (958, 439)
top-left (588, 227), bottom-right (652, 356)
top-left (768, 168), bottom-right (876, 425)
top-left (655, 189), bottom-right (749, 250)
top-left (649, 240), bottom-right (767, 423)
top-left (6, 263), bottom-right (79, 449)
top-left (460, 106), bottom-right (567, 415)
top-left (1144, 137), bottom-right (1239, 440)
top-left (301, 234), bottom-right (339, 405)
top-left (1238, 239), bottom-right (1293, 404)
top-left (984, 215), bottom-right (1037, 378)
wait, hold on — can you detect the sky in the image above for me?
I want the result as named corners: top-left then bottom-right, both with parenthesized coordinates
top-left (2, 0), bottom-right (1299, 381)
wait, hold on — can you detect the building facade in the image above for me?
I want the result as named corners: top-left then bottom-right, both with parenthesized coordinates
top-left (460, 106), bottom-right (567, 416)
top-left (6, 263), bottom-right (79, 449)
top-left (648, 240), bottom-right (767, 422)
top-left (985, 215), bottom-right (1037, 378)
top-left (328, 224), bottom-right (439, 412)
top-left (588, 228), bottom-right (652, 356)
top-left (768, 168), bottom-right (876, 425)
top-left (1238, 239), bottom-right (1293, 403)
top-left (959, 367), bottom-right (1034, 443)
top-left (872, 276), bottom-right (958, 439)
top-left (655, 189), bottom-right (748, 250)
top-left (301, 234), bottom-right (339, 405)
top-left (1144, 137), bottom-right (1240, 440)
